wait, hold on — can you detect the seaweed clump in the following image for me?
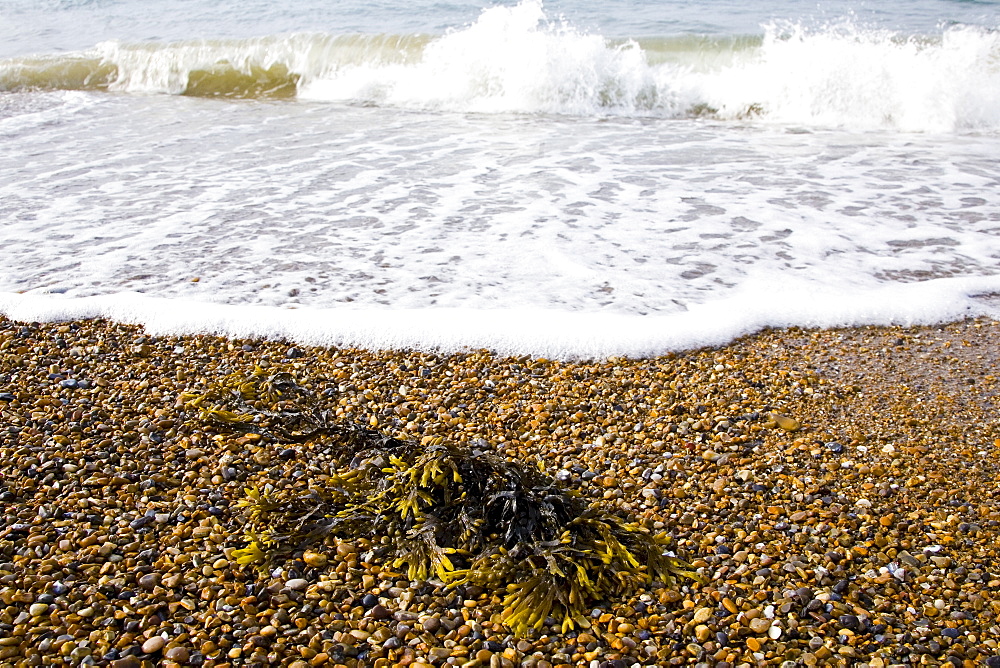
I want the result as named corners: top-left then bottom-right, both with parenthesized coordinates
top-left (179, 365), bottom-right (334, 441)
top-left (182, 368), bottom-right (700, 635)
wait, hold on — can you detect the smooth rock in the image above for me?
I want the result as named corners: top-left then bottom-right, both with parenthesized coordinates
top-left (165, 646), bottom-right (190, 662)
top-left (141, 637), bottom-right (165, 654)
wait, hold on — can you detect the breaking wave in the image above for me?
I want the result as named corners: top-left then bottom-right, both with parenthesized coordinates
top-left (1, 0), bottom-right (998, 131)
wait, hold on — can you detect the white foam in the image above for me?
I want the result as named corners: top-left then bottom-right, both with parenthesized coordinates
top-left (2, 95), bottom-right (1000, 336)
top-left (700, 22), bottom-right (1000, 132)
top-left (2, 275), bottom-right (998, 359)
top-left (295, 1), bottom-right (1000, 132)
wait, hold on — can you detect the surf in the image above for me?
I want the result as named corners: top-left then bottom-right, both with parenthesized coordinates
top-left (1, 1), bottom-right (998, 132)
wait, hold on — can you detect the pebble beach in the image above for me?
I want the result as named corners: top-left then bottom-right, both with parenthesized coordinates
top-left (1, 315), bottom-right (999, 668)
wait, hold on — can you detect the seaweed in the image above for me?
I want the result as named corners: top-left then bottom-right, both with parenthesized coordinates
top-left (179, 365), bottom-right (337, 441)
top-left (187, 369), bottom-right (701, 636)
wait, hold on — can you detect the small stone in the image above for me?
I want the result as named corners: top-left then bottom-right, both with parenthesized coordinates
top-left (369, 604), bottom-right (391, 620)
top-left (138, 573), bottom-right (160, 589)
top-left (693, 607), bottom-right (713, 623)
top-left (284, 578), bottom-right (308, 590)
top-left (142, 637), bottom-right (165, 654)
top-left (839, 615), bottom-right (860, 630)
top-left (771, 413), bottom-right (801, 431)
top-left (165, 646), bottom-right (189, 663)
top-left (428, 647), bottom-right (452, 661)
top-left (29, 603), bottom-right (48, 617)
top-left (302, 550), bottom-right (329, 568)
top-left (111, 658), bottom-right (141, 668)
top-left (422, 617), bottom-right (441, 633)
top-left (748, 618), bottom-right (772, 634)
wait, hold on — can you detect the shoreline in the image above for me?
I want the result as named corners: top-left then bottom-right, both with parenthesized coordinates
top-left (1, 316), bottom-right (999, 667)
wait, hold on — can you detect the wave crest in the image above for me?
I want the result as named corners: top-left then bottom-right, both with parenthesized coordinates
top-left (1, 0), bottom-right (998, 132)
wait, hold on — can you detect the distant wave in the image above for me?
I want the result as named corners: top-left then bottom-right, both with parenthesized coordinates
top-left (0, 33), bottom-right (430, 99)
top-left (2, 0), bottom-right (999, 131)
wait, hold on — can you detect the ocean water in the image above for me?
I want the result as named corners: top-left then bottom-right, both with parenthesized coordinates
top-left (1, 0), bottom-right (999, 358)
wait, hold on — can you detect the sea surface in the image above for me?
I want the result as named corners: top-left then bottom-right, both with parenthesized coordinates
top-left (1, 0), bottom-right (999, 358)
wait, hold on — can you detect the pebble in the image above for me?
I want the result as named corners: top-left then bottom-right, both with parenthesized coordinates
top-left (138, 573), bottom-right (160, 589)
top-left (369, 604), bottom-right (392, 620)
top-left (692, 606), bottom-right (713, 623)
top-left (165, 646), bottom-right (190, 662)
top-left (141, 637), bottom-right (165, 654)
top-left (111, 658), bottom-right (141, 668)
top-left (303, 550), bottom-right (327, 567)
top-left (1, 317), bottom-right (999, 667)
top-left (771, 413), bottom-right (801, 431)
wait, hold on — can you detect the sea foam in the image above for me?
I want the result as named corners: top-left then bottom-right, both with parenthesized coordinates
top-left (301, 2), bottom-right (1000, 132)
top-left (2, 275), bottom-right (998, 360)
